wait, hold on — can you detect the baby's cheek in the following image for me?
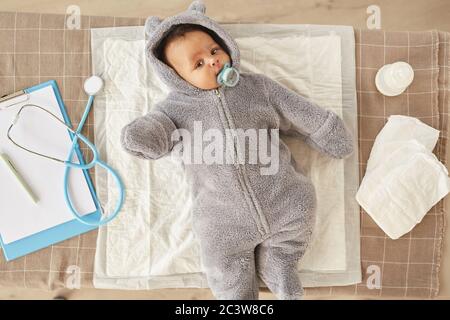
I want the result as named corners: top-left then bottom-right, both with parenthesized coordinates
top-left (188, 73), bottom-right (213, 90)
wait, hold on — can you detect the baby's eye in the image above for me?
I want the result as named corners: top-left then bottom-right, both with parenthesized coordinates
top-left (195, 60), bottom-right (204, 69)
top-left (211, 48), bottom-right (219, 54)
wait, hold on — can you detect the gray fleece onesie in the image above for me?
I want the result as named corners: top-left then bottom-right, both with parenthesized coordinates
top-left (120, 0), bottom-right (354, 300)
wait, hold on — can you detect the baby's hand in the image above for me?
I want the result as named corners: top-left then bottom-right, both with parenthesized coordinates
top-left (304, 110), bottom-right (354, 159)
top-left (121, 110), bottom-right (178, 160)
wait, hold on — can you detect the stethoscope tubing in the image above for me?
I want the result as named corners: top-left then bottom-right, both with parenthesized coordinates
top-left (63, 94), bottom-right (124, 226)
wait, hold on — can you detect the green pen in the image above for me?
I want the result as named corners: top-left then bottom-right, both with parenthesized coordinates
top-left (0, 152), bottom-right (39, 204)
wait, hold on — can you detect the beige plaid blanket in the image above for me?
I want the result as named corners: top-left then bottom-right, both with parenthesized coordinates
top-left (0, 12), bottom-right (448, 298)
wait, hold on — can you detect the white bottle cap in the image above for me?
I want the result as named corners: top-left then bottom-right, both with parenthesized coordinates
top-left (375, 61), bottom-right (414, 96)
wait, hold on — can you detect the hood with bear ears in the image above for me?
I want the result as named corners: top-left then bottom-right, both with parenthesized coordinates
top-left (144, 0), bottom-right (241, 97)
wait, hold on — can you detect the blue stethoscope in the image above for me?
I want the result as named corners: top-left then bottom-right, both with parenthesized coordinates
top-left (6, 76), bottom-right (124, 227)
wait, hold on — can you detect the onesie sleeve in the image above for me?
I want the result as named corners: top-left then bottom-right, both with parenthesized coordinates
top-left (262, 74), bottom-right (355, 159)
top-left (120, 110), bottom-right (179, 160)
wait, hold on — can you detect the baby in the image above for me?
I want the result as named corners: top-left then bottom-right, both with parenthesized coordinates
top-left (121, 0), bottom-right (354, 300)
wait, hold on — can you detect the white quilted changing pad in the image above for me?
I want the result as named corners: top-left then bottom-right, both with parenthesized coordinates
top-left (91, 24), bottom-right (361, 289)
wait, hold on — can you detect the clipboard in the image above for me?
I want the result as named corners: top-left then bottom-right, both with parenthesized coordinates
top-left (0, 80), bottom-right (101, 261)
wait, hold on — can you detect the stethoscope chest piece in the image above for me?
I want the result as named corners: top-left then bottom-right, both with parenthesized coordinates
top-left (83, 76), bottom-right (104, 96)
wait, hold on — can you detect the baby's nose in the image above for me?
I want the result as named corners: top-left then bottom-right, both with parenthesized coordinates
top-left (209, 57), bottom-right (219, 66)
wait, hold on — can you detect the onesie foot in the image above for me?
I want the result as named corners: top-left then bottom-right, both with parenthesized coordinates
top-left (202, 249), bottom-right (260, 300)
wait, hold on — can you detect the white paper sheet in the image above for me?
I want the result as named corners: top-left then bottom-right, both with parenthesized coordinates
top-left (0, 85), bottom-right (96, 244)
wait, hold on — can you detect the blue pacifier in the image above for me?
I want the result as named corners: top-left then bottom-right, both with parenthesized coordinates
top-left (216, 62), bottom-right (240, 87)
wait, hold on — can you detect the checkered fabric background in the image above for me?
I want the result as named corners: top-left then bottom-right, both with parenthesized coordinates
top-left (0, 12), bottom-right (448, 298)
top-left (304, 30), bottom-right (449, 298)
top-left (0, 12), bottom-right (145, 289)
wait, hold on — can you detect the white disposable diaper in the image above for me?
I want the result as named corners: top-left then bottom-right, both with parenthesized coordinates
top-left (356, 115), bottom-right (450, 239)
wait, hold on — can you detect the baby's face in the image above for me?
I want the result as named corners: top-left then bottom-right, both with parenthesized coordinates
top-left (164, 30), bottom-right (231, 90)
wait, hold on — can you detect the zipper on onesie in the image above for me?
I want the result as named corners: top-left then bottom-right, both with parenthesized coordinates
top-left (213, 88), bottom-right (270, 237)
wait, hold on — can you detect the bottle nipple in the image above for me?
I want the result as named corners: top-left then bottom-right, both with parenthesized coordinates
top-left (391, 63), bottom-right (414, 88)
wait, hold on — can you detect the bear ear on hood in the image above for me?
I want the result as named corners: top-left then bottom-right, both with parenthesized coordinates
top-left (188, 0), bottom-right (206, 15)
top-left (144, 1), bottom-right (204, 37)
top-left (144, 16), bottom-right (162, 37)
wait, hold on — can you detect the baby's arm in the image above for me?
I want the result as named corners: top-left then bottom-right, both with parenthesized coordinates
top-left (261, 74), bottom-right (354, 159)
top-left (120, 110), bottom-right (178, 160)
